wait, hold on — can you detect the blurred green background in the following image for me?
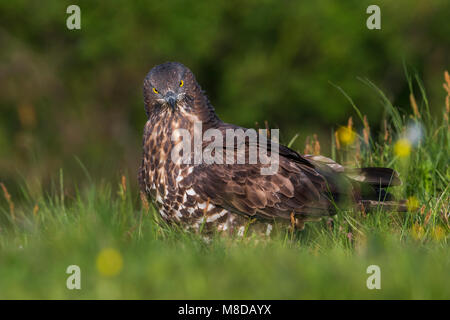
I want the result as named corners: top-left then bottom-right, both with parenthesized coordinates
top-left (0, 0), bottom-right (449, 194)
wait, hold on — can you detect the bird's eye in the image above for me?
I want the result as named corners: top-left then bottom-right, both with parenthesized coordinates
top-left (179, 80), bottom-right (184, 87)
top-left (152, 88), bottom-right (159, 94)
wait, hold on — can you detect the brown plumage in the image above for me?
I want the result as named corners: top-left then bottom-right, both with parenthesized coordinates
top-left (139, 62), bottom-right (405, 235)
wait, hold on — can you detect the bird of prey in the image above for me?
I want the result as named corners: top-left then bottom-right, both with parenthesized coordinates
top-left (139, 62), bottom-right (404, 236)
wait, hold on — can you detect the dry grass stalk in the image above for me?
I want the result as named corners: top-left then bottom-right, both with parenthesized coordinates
top-left (334, 131), bottom-right (341, 150)
top-left (0, 182), bottom-right (15, 221)
top-left (140, 192), bottom-right (150, 211)
top-left (362, 115), bottom-right (370, 146)
top-left (443, 71), bottom-right (450, 123)
top-left (17, 102), bottom-right (37, 129)
top-left (409, 93), bottom-right (421, 119)
top-left (203, 198), bottom-right (210, 217)
top-left (347, 116), bottom-right (353, 130)
top-left (264, 120), bottom-right (270, 139)
top-left (383, 119), bottom-right (389, 142)
top-left (304, 136), bottom-right (312, 154)
top-left (121, 175), bottom-right (127, 194)
top-left (313, 134), bottom-right (321, 155)
top-left (33, 204), bottom-right (39, 217)
top-left (424, 209), bottom-right (432, 226)
top-left (420, 204), bottom-right (426, 215)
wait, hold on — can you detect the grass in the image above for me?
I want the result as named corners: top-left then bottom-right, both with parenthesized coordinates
top-left (0, 71), bottom-right (449, 299)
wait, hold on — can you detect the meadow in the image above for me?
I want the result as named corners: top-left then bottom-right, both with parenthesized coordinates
top-left (0, 71), bottom-right (448, 299)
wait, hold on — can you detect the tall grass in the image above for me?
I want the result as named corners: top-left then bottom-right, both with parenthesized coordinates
top-left (0, 72), bottom-right (448, 299)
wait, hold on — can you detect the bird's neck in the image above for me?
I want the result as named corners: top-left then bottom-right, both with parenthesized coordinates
top-left (147, 94), bottom-right (221, 144)
top-left (144, 98), bottom-right (221, 170)
top-left (189, 87), bottom-right (222, 129)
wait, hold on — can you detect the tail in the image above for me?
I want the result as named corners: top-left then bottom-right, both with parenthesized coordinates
top-left (345, 167), bottom-right (402, 187)
top-left (357, 199), bottom-right (407, 212)
top-left (304, 155), bottom-right (407, 212)
top-left (345, 167), bottom-right (407, 212)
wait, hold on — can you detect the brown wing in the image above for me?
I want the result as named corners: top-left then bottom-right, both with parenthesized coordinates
top-left (179, 124), bottom-right (340, 221)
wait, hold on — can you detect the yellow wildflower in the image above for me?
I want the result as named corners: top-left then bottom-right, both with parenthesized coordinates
top-left (411, 223), bottom-right (425, 240)
top-left (406, 196), bottom-right (420, 212)
top-left (394, 138), bottom-right (412, 158)
top-left (336, 126), bottom-right (356, 146)
top-left (96, 248), bottom-right (123, 277)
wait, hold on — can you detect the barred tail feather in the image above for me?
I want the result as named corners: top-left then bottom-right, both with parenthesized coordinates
top-left (345, 167), bottom-right (402, 187)
top-left (358, 199), bottom-right (407, 212)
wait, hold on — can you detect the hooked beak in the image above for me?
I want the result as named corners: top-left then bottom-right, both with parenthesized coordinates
top-left (164, 91), bottom-right (177, 109)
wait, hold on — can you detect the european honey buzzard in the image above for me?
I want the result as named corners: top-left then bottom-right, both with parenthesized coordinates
top-left (139, 62), bottom-right (404, 236)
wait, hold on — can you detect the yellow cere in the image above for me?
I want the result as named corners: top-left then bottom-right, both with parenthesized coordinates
top-left (96, 248), bottom-right (123, 277)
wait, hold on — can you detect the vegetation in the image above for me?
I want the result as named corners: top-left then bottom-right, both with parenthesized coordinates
top-left (0, 0), bottom-right (448, 299)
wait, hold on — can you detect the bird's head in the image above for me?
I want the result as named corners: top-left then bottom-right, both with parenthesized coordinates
top-left (143, 62), bottom-right (200, 117)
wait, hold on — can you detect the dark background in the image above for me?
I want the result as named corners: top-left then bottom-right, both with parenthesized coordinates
top-left (0, 0), bottom-right (448, 194)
